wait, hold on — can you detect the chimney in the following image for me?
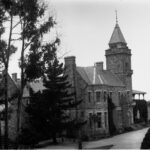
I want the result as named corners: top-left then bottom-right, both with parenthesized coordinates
top-left (12, 73), bottom-right (17, 82)
top-left (64, 56), bottom-right (76, 67)
top-left (95, 62), bottom-right (103, 72)
top-left (64, 56), bottom-right (76, 87)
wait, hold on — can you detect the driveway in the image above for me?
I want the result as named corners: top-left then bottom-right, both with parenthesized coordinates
top-left (84, 127), bottom-right (149, 149)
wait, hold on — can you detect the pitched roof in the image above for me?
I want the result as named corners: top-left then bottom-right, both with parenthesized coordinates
top-left (0, 73), bottom-right (19, 98)
top-left (132, 90), bottom-right (146, 95)
top-left (109, 23), bottom-right (126, 45)
top-left (23, 80), bottom-right (46, 98)
top-left (77, 66), bottom-right (124, 87)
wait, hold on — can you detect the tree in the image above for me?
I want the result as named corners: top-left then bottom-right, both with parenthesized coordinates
top-left (141, 128), bottom-right (150, 149)
top-left (14, 1), bottom-right (55, 143)
top-left (1, 1), bottom-right (55, 147)
top-left (107, 95), bottom-right (116, 135)
top-left (0, 0), bottom-right (56, 148)
top-left (0, 0), bottom-right (18, 148)
top-left (19, 40), bottom-right (82, 146)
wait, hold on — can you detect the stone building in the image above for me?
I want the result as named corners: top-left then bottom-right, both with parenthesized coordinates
top-left (64, 20), bottom-right (134, 138)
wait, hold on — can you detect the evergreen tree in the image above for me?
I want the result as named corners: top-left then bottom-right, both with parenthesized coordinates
top-left (0, 1), bottom-right (18, 147)
top-left (141, 128), bottom-right (150, 149)
top-left (1, 1), bottom-right (55, 145)
top-left (19, 41), bottom-right (82, 146)
top-left (107, 95), bottom-right (116, 135)
top-left (0, 0), bottom-right (55, 147)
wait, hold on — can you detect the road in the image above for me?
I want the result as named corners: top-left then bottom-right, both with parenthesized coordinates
top-left (84, 127), bottom-right (149, 149)
top-left (43, 127), bottom-right (149, 149)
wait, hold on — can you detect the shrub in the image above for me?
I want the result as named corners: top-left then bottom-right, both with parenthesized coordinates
top-left (141, 128), bottom-right (150, 149)
top-left (124, 126), bottom-right (134, 132)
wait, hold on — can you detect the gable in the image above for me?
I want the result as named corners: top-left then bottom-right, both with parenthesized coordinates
top-left (0, 74), bottom-right (19, 98)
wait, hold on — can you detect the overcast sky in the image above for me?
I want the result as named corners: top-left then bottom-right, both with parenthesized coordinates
top-left (9, 0), bottom-right (150, 100)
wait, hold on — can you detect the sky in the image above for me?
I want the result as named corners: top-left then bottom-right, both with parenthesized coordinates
top-left (9, 0), bottom-right (150, 100)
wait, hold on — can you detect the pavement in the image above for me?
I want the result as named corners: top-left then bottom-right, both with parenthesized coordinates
top-left (42, 127), bottom-right (149, 149)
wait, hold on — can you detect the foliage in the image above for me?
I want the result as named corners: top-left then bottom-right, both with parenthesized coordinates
top-left (123, 126), bottom-right (134, 132)
top-left (19, 40), bottom-right (83, 146)
top-left (0, 0), bottom-right (19, 148)
top-left (141, 128), bottom-right (150, 149)
top-left (133, 100), bottom-right (148, 123)
top-left (107, 95), bottom-right (116, 135)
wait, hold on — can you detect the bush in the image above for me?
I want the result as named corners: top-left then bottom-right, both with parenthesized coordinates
top-left (141, 128), bottom-right (150, 149)
top-left (124, 126), bottom-right (134, 132)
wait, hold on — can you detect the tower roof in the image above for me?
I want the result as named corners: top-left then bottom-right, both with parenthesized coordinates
top-left (109, 23), bottom-right (126, 45)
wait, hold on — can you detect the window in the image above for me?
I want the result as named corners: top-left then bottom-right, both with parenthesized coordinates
top-left (104, 91), bottom-right (107, 102)
top-left (88, 91), bottom-right (92, 102)
top-left (127, 91), bottom-right (130, 100)
top-left (109, 91), bottom-right (112, 99)
top-left (96, 91), bottom-right (101, 102)
top-left (127, 91), bottom-right (130, 96)
top-left (89, 113), bottom-right (92, 128)
top-left (97, 112), bottom-right (102, 128)
top-left (125, 62), bottom-right (129, 72)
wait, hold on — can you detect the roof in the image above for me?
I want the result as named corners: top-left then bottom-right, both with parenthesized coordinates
top-left (0, 73), bottom-right (19, 98)
top-left (77, 66), bottom-right (124, 87)
top-left (132, 90), bottom-right (146, 95)
top-left (109, 23), bottom-right (126, 45)
top-left (23, 80), bottom-right (46, 98)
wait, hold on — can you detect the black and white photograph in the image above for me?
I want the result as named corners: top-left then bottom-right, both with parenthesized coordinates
top-left (0, 0), bottom-right (150, 149)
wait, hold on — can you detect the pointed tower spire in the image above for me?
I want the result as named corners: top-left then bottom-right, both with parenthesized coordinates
top-left (115, 10), bottom-right (118, 24)
top-left (109, 11), bottom-right (126, 47)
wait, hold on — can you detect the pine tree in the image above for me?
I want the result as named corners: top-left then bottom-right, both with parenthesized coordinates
top-left (19, 41), bottom-right (82, 146)
top-left (107, 95), bottom-right (116, 135)
top-left (41, 58), bottom-right (80, 144)
top-left (141, 128), bottom-right (150, 149)
top-left (0, 1), bottom-right (18, 147)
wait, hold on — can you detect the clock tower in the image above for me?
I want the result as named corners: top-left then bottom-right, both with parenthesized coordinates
top-left (105, 20), bottom-right (133, 91)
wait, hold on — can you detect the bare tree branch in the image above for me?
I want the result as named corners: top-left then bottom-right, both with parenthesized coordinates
top-left (12, 19), bottom-right (22, 30)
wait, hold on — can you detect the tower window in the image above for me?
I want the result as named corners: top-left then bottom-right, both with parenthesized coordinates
top-left (125, 62), bottom-right (129, 72)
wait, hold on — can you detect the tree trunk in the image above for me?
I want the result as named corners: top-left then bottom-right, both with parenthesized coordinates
top-left (0, 113), bottom-right (2, 149)
top-left (16, 20), bottom-right (25, 148)
top-left (4, 12), bottom-right (13, 149)
top-left (4, 69), bottom-right (8, 149)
